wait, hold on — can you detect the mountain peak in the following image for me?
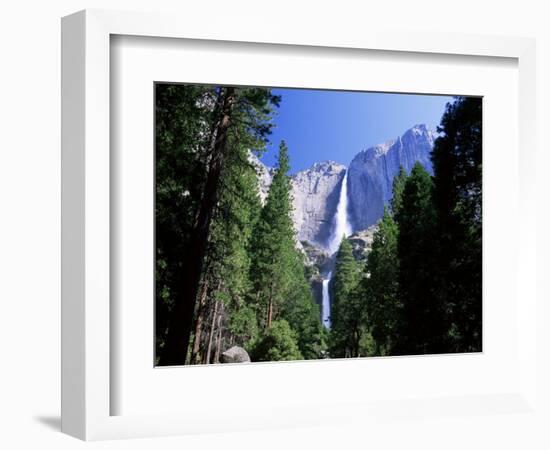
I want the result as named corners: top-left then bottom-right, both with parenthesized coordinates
top-left (361, 139), bottom-right (396, 160)
top-left (402, 123), bottom-right (436, 146)
top-left (348, 124), bottom-right (435, 230)
top-left (357, 124), bottom-right (434, 162)
top-left (302, 160), bottom-right (346, 175)
top-left (410, 123), bottom-right (428, 133)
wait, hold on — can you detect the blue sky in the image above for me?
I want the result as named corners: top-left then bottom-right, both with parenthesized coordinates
top-left (260, 88), bottom-right (454, 173)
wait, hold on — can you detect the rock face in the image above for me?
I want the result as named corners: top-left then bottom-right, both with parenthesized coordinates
top-left (249, 125), bottom-right (435, 323)
top-left (251, 125), bottom-right (435, 250)
top-left (249, 152), bottom-right (273, 204)
top-left (299, 240), bottom-right (331, 311)
top-left (221, 346), bottom-right (251, 363)
top-left (251, 155), bottom-right (344, 251)
top-left (348, 225), bottom-right (378, 261)
top-left (290, 161), bottom-right (346, 247)
top-left (347, 124), bottom-right (435, 231)
top-left (301, 240), bottom-right (331, 274)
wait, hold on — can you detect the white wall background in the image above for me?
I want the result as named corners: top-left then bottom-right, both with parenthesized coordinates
top-left (0, 1), bottom-right (548, 448)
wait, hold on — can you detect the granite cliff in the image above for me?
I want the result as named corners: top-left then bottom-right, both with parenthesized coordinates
top-left (347, 124), bottom-right (435, 230)
top-left (291, 161), bottom-right (346, 248)
top-left (252, 124), bottom-right (435, 251)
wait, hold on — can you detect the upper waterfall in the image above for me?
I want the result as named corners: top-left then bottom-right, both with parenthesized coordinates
top-left (251, 125), bottom-right (435, 251)
top-left (327, 170), bottom-right (353, 255)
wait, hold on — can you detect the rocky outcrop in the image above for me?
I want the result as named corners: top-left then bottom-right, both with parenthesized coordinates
top-left (347, 124), bottom-right (435, 231)
top-left (252, 157), bottom-right (346, 251)
top-left (300, 240), bottom-right (331, 311)
top-left (291, 161), bottom-right (346, 247)
top-left (221, 346), bottom-right (251, 363)
top-left (348, 225), bottom-right (378, 261)
top-left (249, 152), bottom-right (273, 204)
top-left (301, 240), bottom-right (331, 274)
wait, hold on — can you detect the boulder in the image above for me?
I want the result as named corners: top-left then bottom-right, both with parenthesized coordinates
top-left (221, 346), bottom-right (251, 363)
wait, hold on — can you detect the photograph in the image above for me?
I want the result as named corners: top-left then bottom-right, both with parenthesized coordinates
top-left (154, 84), bottom-right (482, 366)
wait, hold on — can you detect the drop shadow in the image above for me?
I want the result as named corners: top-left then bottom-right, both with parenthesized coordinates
top-left (34, 415), bottom-right (61, 432)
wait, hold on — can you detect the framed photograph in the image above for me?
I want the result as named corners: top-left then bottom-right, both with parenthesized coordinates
top-left (62, 9), bottom-right (537, 441)
top-left (152, 84), bottom-right (481, 367)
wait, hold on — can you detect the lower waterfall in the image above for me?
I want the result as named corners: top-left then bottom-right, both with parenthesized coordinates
top-left (322, 273), bottom-right (332, 328)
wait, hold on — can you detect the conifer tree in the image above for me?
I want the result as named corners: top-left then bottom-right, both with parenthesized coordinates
top-left (363, 207), bottom-right (400, 355)
top-left (391, 166), bottom-right (408, 216)
top-left (249, 141), bottom-right (325, 359)
top-left (158, 86), bottom-right (280, 365)
top-left (155, 84), bottom-right (218, 363)
top-left (192, 145), bottom-right (264, 363)
top-left (249, 141), bottom-right (296, 329)
top-left (431, 97), bottom-right (482, 352)
top-left (329, 238), bottom-right (366, 358)
top-left (279, 251), bottom-right (326, 359)
top-left (394, 162), bottom-right (446, 354)
top-left (250, 320), bottom-right (303, 362)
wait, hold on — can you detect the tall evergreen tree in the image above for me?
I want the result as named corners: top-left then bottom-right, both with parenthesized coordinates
top-left (363, 207), bottom-right (401, 355)
top-left (394, 162), bottom-right (446, 355)
top-left (158, 86), bottom-right (280, 365)
top-left (250, 141), bottom-right (296, 329)
top-left (431, 97), bottom-right (482, 352)
top-left (279, 251), bottom-right (327, 359)
top-left (391, 166), bottom-right (408, 216)
top-left (155, 84), bottom-right (217, 363)
top-left (329, 238), bottom-right (366, 358)
top-left (249, 141), bottom-right (325, 359)
top-left (191, 145), bottom-right (264, 363)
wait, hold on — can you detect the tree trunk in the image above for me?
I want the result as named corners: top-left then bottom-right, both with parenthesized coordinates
top-left (190, 279), bottom-right (209, 364)
top-left (266, 281), bottom-right (274, 329)
top-left (205, 300), bottom-right (219, 364)
top-left (159, 87), bottom-right (236, 366)
top-left (214, 310), bottom-right (223, 363)
top-left (267, 297), bottom-right (273, 328)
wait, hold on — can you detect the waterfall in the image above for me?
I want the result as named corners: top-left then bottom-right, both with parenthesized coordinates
top-left (322, 170), bottom-right (353, 329)
top-left (327, 171), bottom-right (353, 255)
top-left (322, 273), bottom-right (332, 328)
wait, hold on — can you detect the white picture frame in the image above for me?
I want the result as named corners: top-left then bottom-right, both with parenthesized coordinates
top-left (61, 9), bottom-right (537, 441)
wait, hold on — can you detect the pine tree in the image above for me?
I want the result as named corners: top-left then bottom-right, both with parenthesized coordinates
top-left (431, 97), bottom-right (482, 352)
top-left (248, 141), bottom-right (325, 360)
top-left (250, 320), bottom-right (303, 362)
top-left (158, 85), bottom-right (280, 365)
top-left (363, 207), bottom-right (400, 355)
top-left (394, 162), bottom-right (446, 355)
top-left (391, 166), bottom-right (408, 216)
top-left (192, 145), bottom-right (264, 363)
top-left (329, 238), bottom-right (366, 358)
top-left (250, 141), bottom-right (296, 329)
top-left (155, 84), bottom-right (218, 363)
top-left (279, 250), bottom-right (327, 359)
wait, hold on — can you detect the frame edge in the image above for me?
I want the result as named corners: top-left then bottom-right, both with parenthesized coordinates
top-left (61, 9), bottom-right (87, 441)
